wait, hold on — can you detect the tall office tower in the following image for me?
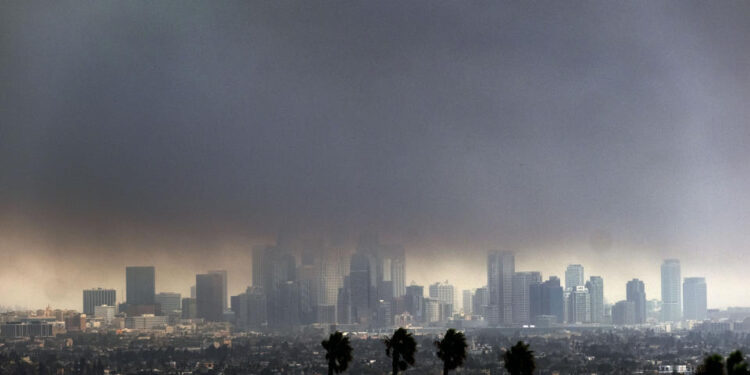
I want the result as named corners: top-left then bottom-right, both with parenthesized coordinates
top-left (82, 288), bottom-right (116, 315)
top-left (661, 259), bottom-right (682, 322)
top-left (337, 276), bottom-right (352, 324)
top-left (297, 262), bottom-right (319, 325)
top-left (390, 250), bottom-right (406, 298)
top-left (126, 266), bottom-right (155, 305)
top-left (586, 276), bottom-right (604, 323)
top-left (405, 284), bottom-right (425, 322)
top-left (512, 272), bottom-right (542, 324)
top-left (181, 298), bottom-right (197, 319)
top-left (565, 265), bottom-right (584, 290)
top-left (424, 298), bottom-right (441, 323)
top-left (252, 245), bottom-right (267, 288)
top-left (231, 287), bottom-right (267, 330)
top-left (208, 270), bottom-right (228, 310)
top-left (683, 277), bottom-right (707, 321)
top-left (567, 285), bottom-right (591, 323)
top-left (349, 252), bottom-right (372, 325)
top-left (462, 290), bottom-right (473, 315)
top-left (473, 287), bottom-right (489, 318)
top-left (278, 280), bottom-right (301, 327)
top-left (487, 251), bottom-right (515, 326)
top-left (155, 292), bottom-right (181, 314)
top-left (196, 273), bottom-right (224, 322)
top-left (429, 281), bottom-right (455, 315)
top-left (612, 300), bottom-right (636, 325)
top-left (317, 250), bottom-right (345, 322)
top-left (319, 250), bottom-right (345, 306)
top-left (626, 279), bottom-right (647, 324)
top-left (530, 276), bottom-right (564, 324)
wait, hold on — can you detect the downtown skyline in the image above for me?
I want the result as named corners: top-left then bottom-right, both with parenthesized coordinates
top-left (2, 2), bottom-right (750, 312)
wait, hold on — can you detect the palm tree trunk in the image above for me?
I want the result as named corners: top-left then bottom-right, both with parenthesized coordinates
top-left (328, 365), bottom-right (333, 375)
top-left (443, 366), bottom-right (449, 375)
top-left (392, 354), bottom-right (399, 375)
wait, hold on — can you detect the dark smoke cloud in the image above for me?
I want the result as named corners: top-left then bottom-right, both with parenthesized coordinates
top-left (1, 2), bottom-right (749, 308)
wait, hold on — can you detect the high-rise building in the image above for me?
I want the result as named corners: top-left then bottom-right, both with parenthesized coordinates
top-left (196, 273), bottom-right (224, 322)
top-left (126, 266), bottom-right (155, 305)
top-left (661, 259), bottom-right (682, 322)
top-left (349, 252), bottom-right (371, 325)
top-left (487, 251), bottom-right (515, 326)
top-left (252, 246), bottom-right (267, 289)
top-left (626, 279), bottom-right (647, 324)
top-left (530, 276), bottom-right (564, 324)
top-left (462, 289), bottom-right (473, 315)
top-left (155, 292), bottom-right (181, 314)
top-left (429, 281), bottom-right (455, 315)
top-left (565, 265), bottom-right (584, 290)
top-left (405, 284), bottom-right (424, 322)
top-left (586, 276), bottom-right (604, 323)
top-left (231, 287), bottom-right (267, 330)
top-left (472, 287), bottom-right (489, 318)
top-left (208, 270), bottom-right (228, 311)
top-left (181, 298), bottom-right (197, 319)
top-left (297, 261), bottom-right (319, 325)
top-left (82, 288), bottom-right (116, 316)
top-left (567, 285), bottom-right (591, 323)
top-left (424, 298), bottom-right (441, 323)
top-left (612, 300), bottom-right (636, 325)
top-left (683, 277), bottom-right (707, 321)
top-left (512, 272), bottom-right (542, 324)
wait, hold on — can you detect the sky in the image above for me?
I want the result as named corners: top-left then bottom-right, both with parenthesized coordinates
top-left (1, 2), bottom-right (749, 310)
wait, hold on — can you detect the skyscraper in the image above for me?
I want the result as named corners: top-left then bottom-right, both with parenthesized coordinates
top-left (586, 276), bottom-right (604, 323)
top-left (472, 287), bottom-right (489, 318)
top-left (487, 251), bottom-right (514, 326)
top-left (567, 285), bottom-right (591, 323)
top-left (529, 276), bottom-right (564, 324)
top-left (349, 252), bottom-right (371, 325)
top-left (512, 271), bottom-right (542, 324)
top-left (405, 284), bottom-right (424, 322)
top-left (661, 259), bottom-right (682, 322)
top-left (196, 273), bottom-right (224, 322)
top-left (251, 245), bottom-right (266, 289)
top-left (565, 264), bottom-right (584, 290)
top-left (126, 266), bottom-right (155, 305)
top-left (462, 289), bottom-right (473, 315)
top-left (612, 300), bottom-right (636, 325)
top-left (82, 288), bottom-right (116, 316)
top-left (683, 277), bottom-right (707, 321)
top-left (208, 270), bottom-right (228, 310)
top-left (429, 281), bottom-right (455, 315)
top-left (626, 279), bottom-right (647, 324)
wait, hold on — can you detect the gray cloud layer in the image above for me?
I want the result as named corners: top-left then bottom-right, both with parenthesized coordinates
top-left (1, 2), bottom-right (749, 308)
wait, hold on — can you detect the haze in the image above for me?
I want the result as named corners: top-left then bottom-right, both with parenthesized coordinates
top-left (1, 2), bottom-right (749, 310)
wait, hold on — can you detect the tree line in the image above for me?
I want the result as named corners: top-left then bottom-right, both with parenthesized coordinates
top-left (322, 327), bottom-right (536, 375)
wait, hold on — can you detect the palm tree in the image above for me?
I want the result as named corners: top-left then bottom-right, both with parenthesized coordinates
top-left (321, 331), bottom-right (353, 375)
top-left (728, 351), bottom-right (750, 375)
top-left (435, 329), bottom-right (468, 375)
top-left (384, 327), bottom-right (417, 375)
top-left (696, 354), bottom-right (725, 375)
top-left (503, 341), bottom-right (535, 375)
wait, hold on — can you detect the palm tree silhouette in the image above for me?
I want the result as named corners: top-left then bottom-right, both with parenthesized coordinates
top-left (696, 354), bottom-right (725, 375)
top-left (435, 328), bottom-right (468, 375)
top-left (503, 341), bottom-right (536, 375)
top-left (727, 350), bottom-right (750, 375)
top-left (321, 331), bottom-right (353, 375)
top-left (384, 327), bottom-right (417, 375)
